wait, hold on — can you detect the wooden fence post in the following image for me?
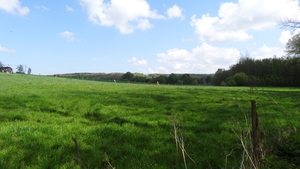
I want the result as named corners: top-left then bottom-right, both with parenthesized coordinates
top-left (251, 100), bottom-right (263, 168)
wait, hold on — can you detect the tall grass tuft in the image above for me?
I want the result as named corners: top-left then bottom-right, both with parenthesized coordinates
top-left (170, 116), bottom-right (195, 169)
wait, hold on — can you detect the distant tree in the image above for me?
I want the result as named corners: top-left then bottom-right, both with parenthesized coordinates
top-left (226, 77), bottom-right (237, 86)
top-left (197, 77), bottom-right (205, 85)
top-left (205, 76), bottom-right (212, 85)
top-left (220, 81), bottom-right (227, 86)
top-left (0, 62), bottom-right (3, 67)
top-left (213, 68), bottom-right (225, 85)
top-left (155, 75), bottom-right (167, 84)
top-left (167, 73), bottom-right (178, 84)
top-left (134, 75), bottom-right (146, 82)
top-left (181, 74), bottom-right (192, 85)
top-left (191, 79), bottom-right (198, 85)
top-left (213, 68), bottom-right (232, 86)
top-left (233, 72), bottom-right (248, 86)
top-left (27, 67), bottom-right (32, 74)
top-left (16, 64), bottom-right (24, 73)
top-left (176, 80), bottom-right (183, 85)
top-left (121, 72), bottom-right (134, 81)
top-left (248, 75), bottom-right (260, 87)
top-left (285, 33), bottom-right (300, 57)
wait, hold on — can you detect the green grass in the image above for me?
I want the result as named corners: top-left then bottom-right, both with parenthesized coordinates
top-left (0, 73), bottom-right (300, 168)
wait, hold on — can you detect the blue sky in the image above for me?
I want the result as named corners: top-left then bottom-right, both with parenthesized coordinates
top-left (1, 0), bottom-right (300, 75)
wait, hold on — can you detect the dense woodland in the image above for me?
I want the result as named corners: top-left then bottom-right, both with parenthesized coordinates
top-left (144, 55), bottom-right (300, 87)
top-left (213, 56), bottom-right (300, 87)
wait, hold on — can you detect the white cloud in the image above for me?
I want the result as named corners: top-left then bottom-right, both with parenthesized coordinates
top-left (158, 48), bottom-right (195, 63)
top-left (79, 0), bottom-right (167, 34)
top-left (167, 5), bottom-right (184, 19)
top-left (136, 19), bottom-right (153, 31)
top-left (279, 31), bottom-right (293, 46)
top-left (35, 5), bottom-right (50, 11)
top-left (66, 5), bottom-right (74, 11)
top-left (155, 43), bottom-right (240, 73)
top-left (253, 45), bottom-right (284, 60)
top-left (0, 0), bottom-right (29, 16)
top-left (127, 57), bottom-right (148, 66)
top-left (190, 0), bottom-right (300, 42)
top-left (59, 31), bottom-right (75, 42)
top-left (148, 67), bottom-right (169, 74)
top-left (0, 45), bottom-right (16, 53)
top-left (41, 5), bottom-right (50, 10)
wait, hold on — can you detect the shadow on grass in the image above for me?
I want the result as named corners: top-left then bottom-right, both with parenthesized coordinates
top-left (0, 94), bottom-right (72, 117)
top-left (0, 113), bottom-right (28, 122)
top-left (106, 116), bottom-right (153, 128)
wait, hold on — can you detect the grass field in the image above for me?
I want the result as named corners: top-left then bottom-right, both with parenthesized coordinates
top-left (0, 73), bottom-right (299, 168)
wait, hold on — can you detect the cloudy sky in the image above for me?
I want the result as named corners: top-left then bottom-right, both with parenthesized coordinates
top-left (1, 0), bottom-right (300, 75)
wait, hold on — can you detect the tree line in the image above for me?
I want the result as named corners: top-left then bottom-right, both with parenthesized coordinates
top-left (121, 72), bottom-right (213, 85)
top-left (213, 56), bottom-right (300, 87)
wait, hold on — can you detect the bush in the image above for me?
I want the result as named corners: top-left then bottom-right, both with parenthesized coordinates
top-left (191, 79), bottom-right (198, 85)
top-left (233, 72), bottom-right (248, 86)
top-left (134, 76), bottom-right (146, 82)
top-left (176, 80), bottom-right (183, 85)
top-left (220, 81), bottom-right (227, 86)
top-left (226, 77), bottom-right (237, 86)
top-left (121, 72), bottom-right (134, 81)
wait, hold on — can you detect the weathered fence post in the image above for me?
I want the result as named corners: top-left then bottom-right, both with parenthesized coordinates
top-left (251, 100), bottom-right (263, 168)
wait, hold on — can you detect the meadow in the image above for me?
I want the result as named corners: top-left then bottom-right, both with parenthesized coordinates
top-left (0, 73), bottom-right (299, 168)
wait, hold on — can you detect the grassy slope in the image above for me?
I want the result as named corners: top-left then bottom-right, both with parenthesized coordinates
top-left (0, 74), bottom-right (299, 168)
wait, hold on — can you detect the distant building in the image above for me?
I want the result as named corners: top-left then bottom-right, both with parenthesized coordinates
top-left (0, 67), bottom-right (13, 73)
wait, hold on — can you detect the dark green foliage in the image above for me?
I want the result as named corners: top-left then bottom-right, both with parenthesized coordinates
top-left (27, 67), bottom-right (32, 74)
top-left (150, 74), bottom-right (205, 85)
top-left (133, 75), bottom-right (146, 82)
top-left (220, 81), bottom-right (227, 86)
top-left (121, 71), bottom-right (134, 81)
top-left (167, 73), bottom-right (178, 84)
top-left (214, 68), bottom-right (230, 85)
top-left (205, 75), bottom-right (212, 84)
top-left (16, 64), bottom-right (24, 73)
top-left (181, 74), bottom-right (193, 85)
top-left (154, 75), bottom-right (167, 84)
top-left (233, 72), bottom-right (248, 86)
top-left (276, 132), bottom-right (300, 165)
top-left (261, 130), bottom-right (300, 169)
top-left (213, 56), bottom-right (300, 87)
top-left (197, 77), bottom-right (204, 85)
top-left (59, 73), bottom-right (208, 85)
top-left (191, 79), bottom-right (198, 85)
top-left (226, 76), bottom-right (237, 86)
top-left (176, 79), bottom-right (183, 85)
